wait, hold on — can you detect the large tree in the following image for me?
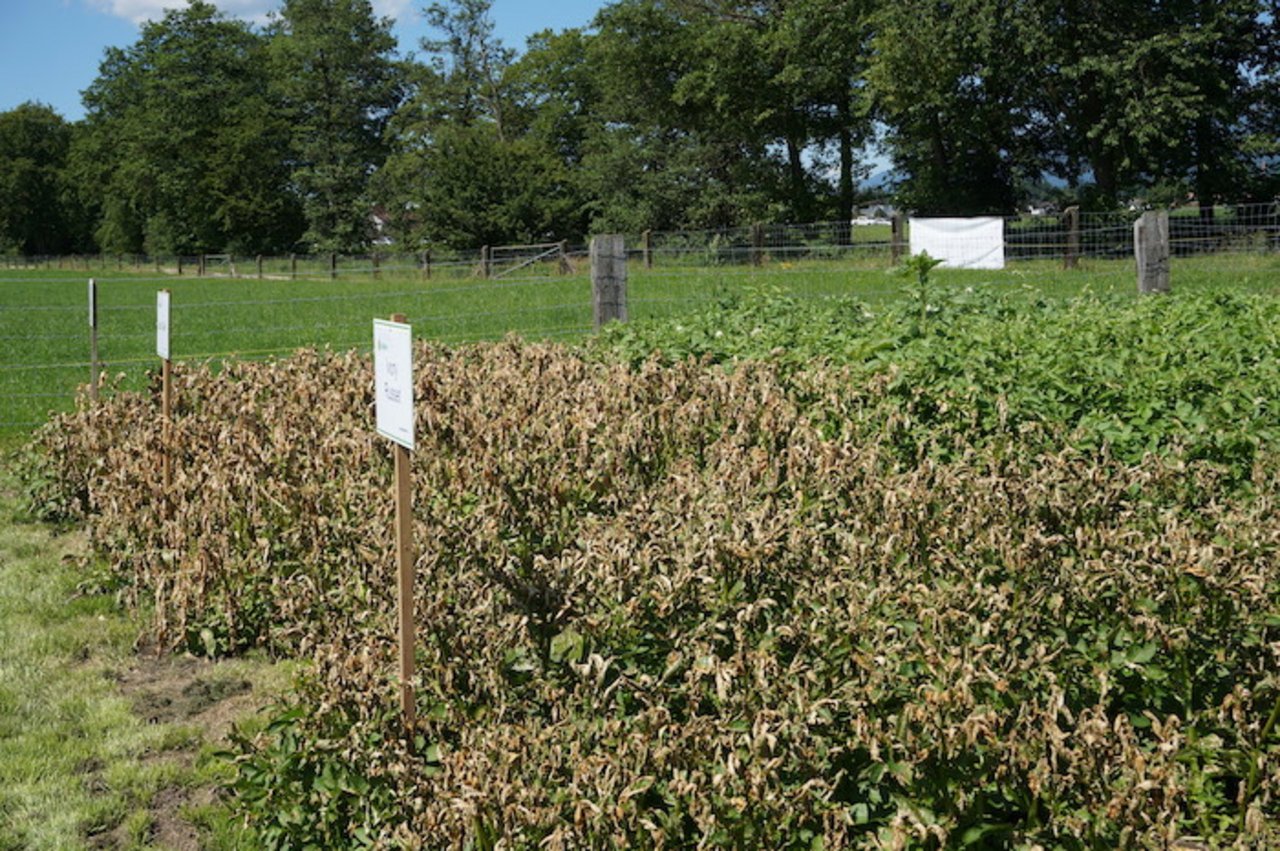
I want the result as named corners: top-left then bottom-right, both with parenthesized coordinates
top-left (269, 0), bottom-right (404, 252)
top-left (376, 0), bottom-right (582, 248)
top-left (574, 0), bottom-right (782, 231)
top-left (73, 1), bottom-right (301, 255)
top-left (1033, 0), bottom-right (1269, 208)
top-left (867, 0), bottom-right (1048, 214)
top-left (670, 0), bottom-right (876, 223)
top-left (0, 103), bottom-right (84, 255)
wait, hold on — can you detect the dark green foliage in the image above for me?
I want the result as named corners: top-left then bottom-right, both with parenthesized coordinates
top-left (269, 0), bottom-right (404, 253)
top-left (0, 103), bottom-right (85, 255)
top-left (597, 286), bottom-right (1280, 476)
top-left (5, 0), bottom-right (1277, 253)
top-left (72, 1), bottom-right (302, 255)
top-left (375, 0), bottom-right (580, 247)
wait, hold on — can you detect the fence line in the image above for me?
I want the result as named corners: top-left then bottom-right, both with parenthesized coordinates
top-left (4, 203), bottom-right (1278, 274)
top-left (4, 203), bottom-right (1279, 432)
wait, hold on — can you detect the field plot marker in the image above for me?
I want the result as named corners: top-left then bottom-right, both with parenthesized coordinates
top-left (157, 290), bottom-right (172, 494)
top-left (88, 279), bottom-right (99, 402)
top-left (374, 313), bottom-right (416, 736)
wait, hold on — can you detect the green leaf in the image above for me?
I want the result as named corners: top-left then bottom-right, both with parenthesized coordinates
top-left (550, 628), bottom-right (585, 664)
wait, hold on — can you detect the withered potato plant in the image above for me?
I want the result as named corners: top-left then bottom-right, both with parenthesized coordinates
top-left (23, 321), bottom-right (1280, 848)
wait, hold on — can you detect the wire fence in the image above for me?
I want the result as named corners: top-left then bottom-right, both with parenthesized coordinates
top-left (0, 249), bottom-right (595, 431)
top-left (623, 202), bottom-right (1280, 266)
top-left (3, 203), bottom-right (1279, 433)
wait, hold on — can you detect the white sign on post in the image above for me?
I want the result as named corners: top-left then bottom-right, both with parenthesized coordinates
top-left (156, 290), bottom-right (170, 359)
top-left (373, 318), bottom-right (414, 450)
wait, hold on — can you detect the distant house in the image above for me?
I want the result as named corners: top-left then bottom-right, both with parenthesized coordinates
top-left (370, 207), bottom-right (395, 247)
top-left (855, 202), bottom-right (896, 224)
top-left (1026, 201), bottom-right (1059, 216)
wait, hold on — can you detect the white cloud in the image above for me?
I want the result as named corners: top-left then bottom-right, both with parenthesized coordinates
top-left (372, 0), bottom-right (413, 19)
top-left (88, 0), bottom-right (412, 27)
top-left (87, 0), bottom-right (276, 25)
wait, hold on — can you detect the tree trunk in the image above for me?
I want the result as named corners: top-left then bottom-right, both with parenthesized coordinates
top-left (838, 98), bottom-right (855, 242)
top-left (786, 134), bottom-right (811, 223)
top-left (1089, 144), bottom-right (1118, 206)
top-left (1195, 116), bottom-right (1214, 222)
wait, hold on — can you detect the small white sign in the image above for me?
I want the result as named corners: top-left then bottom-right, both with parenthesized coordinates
top-left (156, 290), bottom-right (170, 359)
top-left (373, 319), bottom-right (414, 450)
top-left (88, 279), bottom-right (97, 329)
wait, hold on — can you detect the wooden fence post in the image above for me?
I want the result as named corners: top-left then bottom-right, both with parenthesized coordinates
top-left (330, 252), bottom-right (338, 280)
top-left (290, 254), bottom-right (297, 281)
top-left (891, 213), bottom-right (906, 264)
top-left (1135, 210), bottom-right (1170, 294)
top-left (558, 240), bottom-right (571, 275)
top-left (421, 250), bottom-right (431, 281)
top-left (480, 245), bottom-right (492, 279)
top-left (198, 254), bottom-right (206, 277)
top-left (1063, 206), bottom-right (1080, 269)
top-left (751, 222), bottom-right (764, 267)
top-left (177, 256), bottom-right (183, 276)
top-left (373, 252), bottom-right (381, 281)
top-left (257, 255), bottom-right (264, 279)
top-left (642, 229), bottom-right (653, 269)
top-left (591, 235), bottom-right (628, 330)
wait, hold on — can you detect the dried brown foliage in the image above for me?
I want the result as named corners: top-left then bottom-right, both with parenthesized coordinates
top-left (24, 342), bottom-right (1280, 848)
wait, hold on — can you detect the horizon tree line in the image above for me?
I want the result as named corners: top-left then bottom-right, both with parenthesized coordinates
top-left (0, 0), bottom-right (1275, 257)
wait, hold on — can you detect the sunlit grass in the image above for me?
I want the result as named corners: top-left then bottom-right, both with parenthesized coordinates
top-left (0, 462), bottom-right (288, 849)
top-left (3, 251), bottom-right (1277, 432)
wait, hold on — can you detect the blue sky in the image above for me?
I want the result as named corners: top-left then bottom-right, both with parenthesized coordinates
top-left (0, 0), bottom-right (605, 121)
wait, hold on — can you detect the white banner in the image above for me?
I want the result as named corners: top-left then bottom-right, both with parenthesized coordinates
top-left (909, 217), bottom-right (1006, 270)
top-left (373, 319), bottom-right (414, 450)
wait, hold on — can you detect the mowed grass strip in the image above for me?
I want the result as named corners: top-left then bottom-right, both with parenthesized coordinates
top-left (0, 445), bottom-right (288, 850)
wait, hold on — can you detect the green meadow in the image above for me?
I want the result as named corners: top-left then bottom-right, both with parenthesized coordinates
top-left (2, 252), bottom-right (1277, 432)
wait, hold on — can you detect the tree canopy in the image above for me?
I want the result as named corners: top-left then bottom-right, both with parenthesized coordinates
top-left (2, 0), bottom-right (1275, 255)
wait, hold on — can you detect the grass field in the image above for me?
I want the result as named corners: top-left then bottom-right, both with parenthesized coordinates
top-left (2, 252), bottom-right (1277, 432)
top-left (0, 446), bottom-right (290, 849)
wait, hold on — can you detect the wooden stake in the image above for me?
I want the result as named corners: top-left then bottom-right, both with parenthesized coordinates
top-left (88, 279), bottom-right (99, 403)
top-left (390, 312), bottom-right (416, 736)
top-left (162, 356), bottom-right (173, 492)
top-left (156, 288), bottom-right (173, 504)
